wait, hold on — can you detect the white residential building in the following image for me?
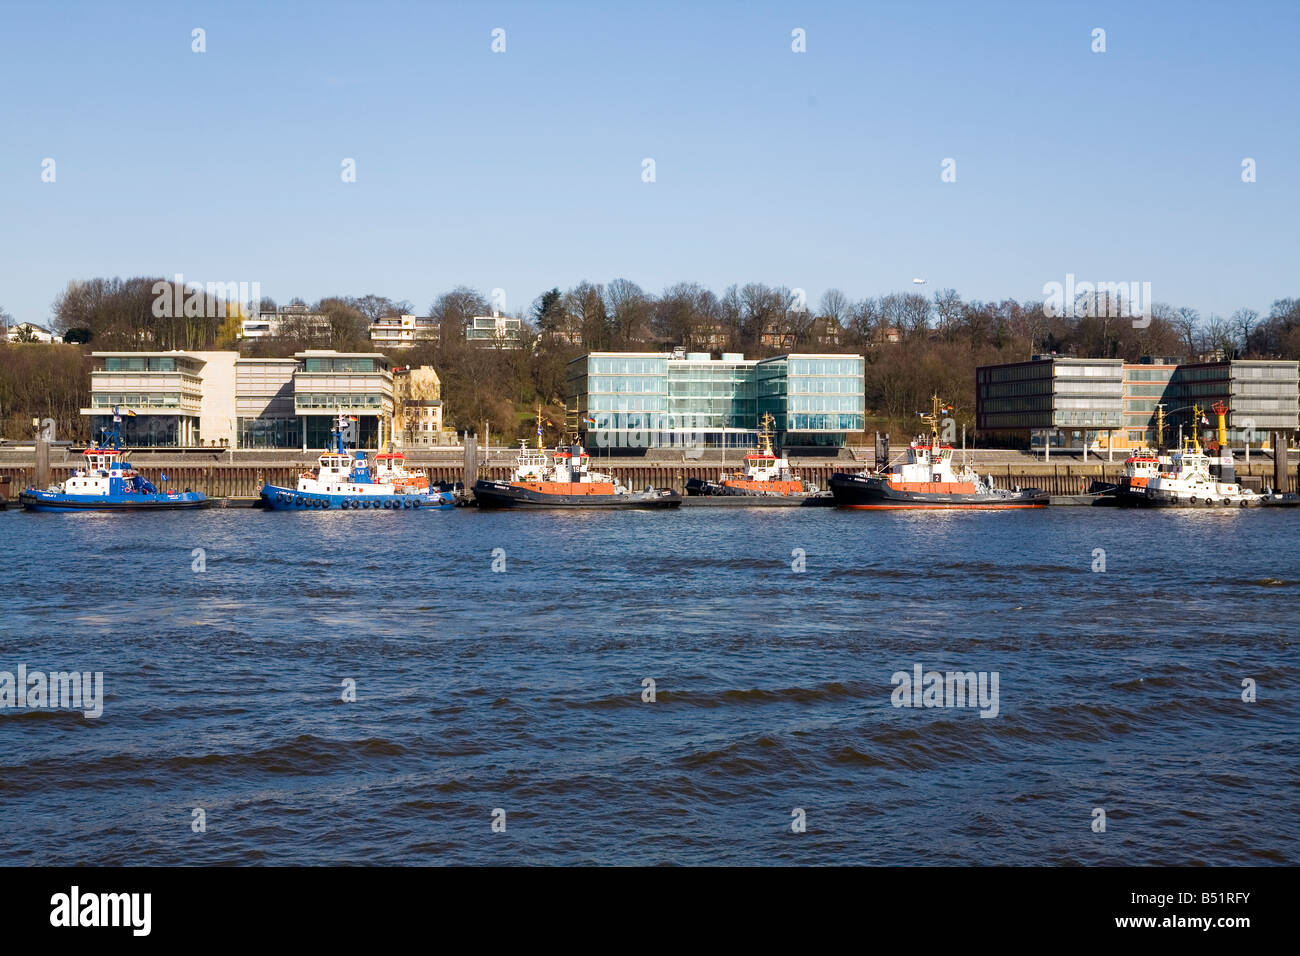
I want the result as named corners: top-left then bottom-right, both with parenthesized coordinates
top-left (5, 322), bottom-right (60, 343)
top-left (370, 314), bottom-right (439, 348)
top-left (240, 304), bottom-right (331, 340)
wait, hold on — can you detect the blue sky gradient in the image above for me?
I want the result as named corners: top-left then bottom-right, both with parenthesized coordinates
top-left (1, 0), bottom-right (1296, 325)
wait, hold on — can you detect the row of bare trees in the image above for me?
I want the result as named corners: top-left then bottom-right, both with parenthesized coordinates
top-left (6, 278), bottom-right (1299, 444)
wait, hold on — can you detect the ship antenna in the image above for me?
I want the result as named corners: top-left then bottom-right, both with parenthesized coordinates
top-left (920, 394), bottom-right (942, 447)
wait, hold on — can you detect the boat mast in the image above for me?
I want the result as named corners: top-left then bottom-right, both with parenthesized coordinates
top-left (758, 412), bottom-right (775, 457)
top-left (919, 394), bottom-right (943, 449)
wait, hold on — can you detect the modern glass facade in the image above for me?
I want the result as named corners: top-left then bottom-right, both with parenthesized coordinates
top-left (237, 417), bottom-right (301, 449)
top-left (978, 357), bottom-right (1299, 448)
top-left (88, 414), bottom-right (191, 448)
top-left (1166, 361), bottom-right (1300, 443)
top-left (83, 352), bottom-right (210, 445)
top-left (977, 358), bottom-right (1123, 442)
top-left (303, 415), bottom-right (381, 449)
top-left (236, 358), bottom-right (298, 449)
top-left (83, 350), bottom-right (396, 450)
top-left (568, 352), bottom-right (865, 449)
top-left (293, 351), bottom-right (394, 449)
top-left (758, 355), bottom-right (866, 444)
top-left (103, 356), bottom-right (180, 372)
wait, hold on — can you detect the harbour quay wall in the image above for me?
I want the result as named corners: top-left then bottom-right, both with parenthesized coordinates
top-left (1, 458), bottom-right (1295, 497)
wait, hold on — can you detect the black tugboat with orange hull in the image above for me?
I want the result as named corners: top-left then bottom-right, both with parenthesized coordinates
top-left (473, 407), bottom-right (681, 510)
top-left (685, 414), bottom-right (820, 498)
top-left (830, 395), bottom-right (1048, 509)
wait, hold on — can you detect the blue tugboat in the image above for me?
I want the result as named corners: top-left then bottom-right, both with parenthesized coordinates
top-left (259, 414), bottom-right (454, 512)
top-left (20, 415), bottom-right (207, 512)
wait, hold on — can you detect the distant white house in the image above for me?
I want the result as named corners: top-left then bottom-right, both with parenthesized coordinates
top-left (466, 314), bottom-right (524, 348)
top-left (370, 314), bottom-right (439, 348)
top-left (240, 304), bottom-right (331, 340)
top-left (5, 322), bottom-right (59, 344)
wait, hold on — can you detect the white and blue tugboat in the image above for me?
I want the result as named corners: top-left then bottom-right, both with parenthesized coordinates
top-left (20, 417), bottom-right (207, 512)
top-left (259, 415), bottom-right (454, 512)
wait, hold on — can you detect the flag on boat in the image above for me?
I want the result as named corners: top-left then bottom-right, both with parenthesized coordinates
top-left (585, 416), bottom-right (596, 425)
top-left (1201, 414), bottom-right (1210, 425)
top-left (160, 473), bottom-right (169, 482)
top-left (537, 426), bottom-right (543, 436)
top-left (349, 416), bottom-right (359, 422)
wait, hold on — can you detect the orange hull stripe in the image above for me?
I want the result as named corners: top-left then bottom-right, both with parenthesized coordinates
top-left (890, 482), bottom-right (978, 494)
top-left (512, 482), bottom-right (616, 495)
top-left (721, 480), bottom-right (804, 494)
top-left (841, 503), bottom-right (1046, 510)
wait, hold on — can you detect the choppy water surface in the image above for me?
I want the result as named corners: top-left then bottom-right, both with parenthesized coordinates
top-left (0, 506), bottom-right (1296, 865)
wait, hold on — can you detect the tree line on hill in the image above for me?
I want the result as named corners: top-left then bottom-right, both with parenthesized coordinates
top-left (1, 278), bottom-right (1298, 445)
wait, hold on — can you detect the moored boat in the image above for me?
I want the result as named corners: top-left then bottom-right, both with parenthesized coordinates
top-left (830, 395), bottom-right (1047, 509)
top-left (19, 416), bottom-right (207, 512)
top-left (685, 413), bottom-right (819, 497)
top-left (1089, 451), bottom-right (1169, 506)
top-left (474, 412), bottom-right (681, 510)
top-left (259, 414), bottom-right (454, 511)
top-left (1142, 408), bottom-right (1260, 508)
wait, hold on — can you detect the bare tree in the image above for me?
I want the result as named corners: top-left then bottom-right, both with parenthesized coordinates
top-left (1173, 307), bottom-right (1201, 358)
top-left (1230, 308), bottom-right (1259, 357)
top-left (565, 282), bottom-right (608, 350)
top-left (818, 289), bottom-right (850, 325)
top-left (604, 278), bottom-right (653, 346)
top-left (1201, 314), bottom-right (1236, 359)
top-left (429, 287), bottom-right (490, 345)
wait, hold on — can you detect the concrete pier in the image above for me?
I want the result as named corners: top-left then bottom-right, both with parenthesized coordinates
top-left (1, 448), bottom-right (1295, 499)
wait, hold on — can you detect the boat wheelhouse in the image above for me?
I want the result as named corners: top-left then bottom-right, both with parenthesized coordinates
top-left (372, 452), bottom-right (431, 493)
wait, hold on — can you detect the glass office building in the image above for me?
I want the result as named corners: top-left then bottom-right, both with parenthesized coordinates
top-left (976, 357), bottom-right (1124, 448)
top-left (1166, 360), bottom-right (1299, 443)
top-left (1120, 360), bottom-right (1179, 447)
top-left (567, 351), bottom-right (865, 449)
top-left (82, 350), bottom-right (396, 450)
top-left (293, 351), bottom-right (393, 450)
top-left (977, 356), bottom-right (1298, 449)
top-left (757, 355), bottom-right (866, 446)
top-left (83, 352), bottom-right (209, 447)
top-left (236, 358), bottom-right (300, 449)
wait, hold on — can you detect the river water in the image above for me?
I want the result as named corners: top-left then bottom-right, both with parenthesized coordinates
top-left (0, 505), bottom-right (1296, 864)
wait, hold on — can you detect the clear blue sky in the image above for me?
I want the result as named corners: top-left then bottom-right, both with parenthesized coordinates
top-left (1, 0), bottom-right (1296, 326)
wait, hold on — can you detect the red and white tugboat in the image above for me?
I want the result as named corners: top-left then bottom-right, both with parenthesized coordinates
top-left (473, 410), bottom-right (681, 510)
top-left (372, 452), bottom-right (432, 494)
top-left (830, 395), bottom-right (1048, 509)
top-left (685, 414), bottom-right (818, 497)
